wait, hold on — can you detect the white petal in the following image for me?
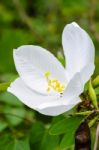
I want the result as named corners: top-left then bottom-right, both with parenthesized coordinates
top-left (7, 78), bottom-right (58, 110)
top-left (63, 73), bottom-right (84, 101)
top-left (37, 97), bottom-right (81, 116)
top-left (14, 45), bottom-right (67, 95)
top-left (7, 78), bottom-right (81, 116)
top-left (38, 73), bottom-right (83, 110)
top-left (62, 22), bottom-right (95, 82)
top-left (80, 63), bottom-right (95, 84)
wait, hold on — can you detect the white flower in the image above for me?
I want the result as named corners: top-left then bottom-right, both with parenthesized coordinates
top-left (7, 22), bottom-right (95, 116)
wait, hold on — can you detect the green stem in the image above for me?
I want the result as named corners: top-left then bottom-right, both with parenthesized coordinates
top-left (89, 115), bottom-right (99, 127)
top-left (75, 111), bottom-right (92, 116)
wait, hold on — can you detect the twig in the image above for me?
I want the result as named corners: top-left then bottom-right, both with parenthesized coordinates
top-left (94, 124), bottom-right (99, 150)
top-left (74, 110), bottom-right (99, 117)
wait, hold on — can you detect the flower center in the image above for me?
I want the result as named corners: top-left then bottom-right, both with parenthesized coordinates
top-left (45, 71), bottom-right (65, 93)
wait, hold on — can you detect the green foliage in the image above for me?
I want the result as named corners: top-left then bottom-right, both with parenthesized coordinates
top-left (50, 116), bottom-right (83, 149)
top-left (0, 92), bottom-right (23, 106)
top-left (60, 133), bottom-right (74, 149)
top-left (4, 106), bottom-right (26, 126)
top-left (0, 121), bottom-right (8, 132)
top-left (0, 135), bottom-right (30, 150)
top-left (0, 0), bottom-right (99, 149)
top-left (29, 122), bottom-right (45, 144)
top-left (90, 127), bottom-right (96, 150)
top-left (89, 80), bottom-right (98, 108)
top-left (40, 131), bottom-right (59, 150)
top-left (93, 75), bottom-right (99, 87)
top-left (0, 82), bottom-right (10, 92)
top-left (50, 116), bottom-right (83, 135)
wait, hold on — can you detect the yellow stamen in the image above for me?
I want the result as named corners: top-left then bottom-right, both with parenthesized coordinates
top-left (45, 71), bottom-right (65, 93)
top-left (48, 79), bottom-right (51, 85)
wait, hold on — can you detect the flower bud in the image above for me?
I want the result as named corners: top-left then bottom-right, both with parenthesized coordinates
top-left (89, 80), bottom-right (98, 109)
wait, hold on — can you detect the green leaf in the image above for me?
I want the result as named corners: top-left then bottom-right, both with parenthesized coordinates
top-left (49, 116), bottom-right (83, 135)
top-left (40, 131), bottom-right (59, 150)
top-left (0, 121), bottom-right (8, 132)
top-left (95, 87), bottom-right (99, 95)
top-left (10, 138), bottom-right (30, 150)
top-left (0, 29), bottom-right (34, 73)
top-left (88, 116), bottom-right (99, 127)
top-left (0, 135), bottom-right (12, 150)
top-left (93, 75), bottom-right (99, 87)
top-left (30, 122), bottom-right (45, 144)
top-left (0, 135), bottom-right (30, 150)
top-left (4, 106), bottom-right (26, 126)
top-left (52, 115), bottom-right (65, 124)
top-left (0, 92), bottom-right (23, 106)
top-left (89, 80), bottom-right (98, 109)
top-left (91, 127), bottom-right (96, 150)
top-left (0, 73), bottom-right (17, 82)
top-left (0, 82), bottom-right (11, 92)
top-left (30, 123), bottom-right (59, 150)
top-left (60, 133), bottom-right (74, 149)
top-left (59, 117), bottom-right (84, 149)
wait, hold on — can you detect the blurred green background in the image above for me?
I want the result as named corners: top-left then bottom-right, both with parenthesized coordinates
top-left (0, 0), bottom-right (99, 150)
